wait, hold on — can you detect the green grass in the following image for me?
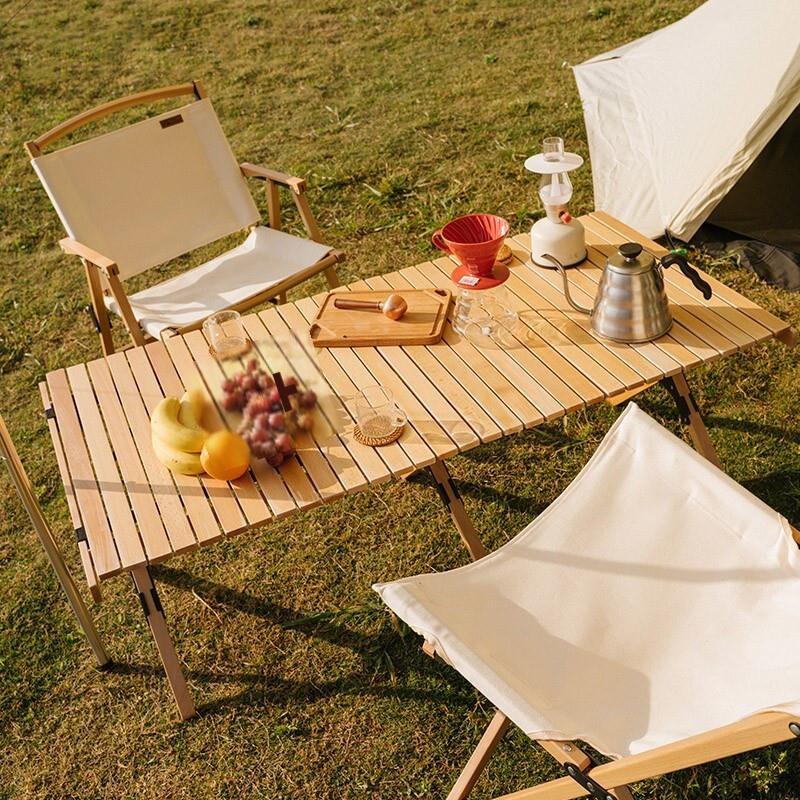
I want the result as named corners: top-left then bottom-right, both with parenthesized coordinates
top-left (2, 0), bottom-right (800, 797)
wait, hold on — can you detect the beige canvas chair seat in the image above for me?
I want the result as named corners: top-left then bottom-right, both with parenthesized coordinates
top-left (104, 225), bottom-right (331, 339)
top-left (375, 403), bottom-right (800, 766)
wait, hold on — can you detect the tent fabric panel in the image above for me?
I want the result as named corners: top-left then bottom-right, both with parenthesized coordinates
top-left (573, 58), bottom-right (663, 238)
top-left (710, 105), bottom-right (800, 250)
top-left (573, 0), bottom-right (800, 242)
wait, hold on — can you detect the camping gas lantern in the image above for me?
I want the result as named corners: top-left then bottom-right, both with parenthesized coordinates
top-left (524, 137), bottom-right (587, 268)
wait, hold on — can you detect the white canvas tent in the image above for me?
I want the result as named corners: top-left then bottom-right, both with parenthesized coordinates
top-left (573, 0), bottom-right (800, 249)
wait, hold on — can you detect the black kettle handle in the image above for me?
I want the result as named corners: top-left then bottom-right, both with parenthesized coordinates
top-left (661, 253), bottom-right (712, 300)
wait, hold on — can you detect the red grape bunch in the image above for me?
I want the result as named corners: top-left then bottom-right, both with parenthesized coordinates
top-left (220, 359), bottom-right (317, 468)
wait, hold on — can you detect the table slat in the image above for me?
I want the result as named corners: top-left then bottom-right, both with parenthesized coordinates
top-left (425, 259), bottom-right (600, 414)
top-left (497, 255), bottom-right (654, 389)
top-left (177, 331), bottom-right (299, 519)
top-left (105, 353), bottom-right (197, 553)
top-left (112, 349), bottom-right (214, 548)
top-left (348, 277), bottom-right (485, 449)
top-left (278, 301), bottom-right (414, 476)
top-left (508, 235), bottom-right (685, 377)
top-left (126, 346), bottom-right (224, 545)
top-left (584, 216), bottom-right (779, 348)
top-left (240, 317), bottom-right (351, 500)
top-left (65, 364), bottom-right (147, 569)
top-left (259, 306), bottom-right (392, 484)
top-left (440, 259), bottom-right (625, 398)
top-left (86, 358), bottom-right (173, 562)
top-left (39, 381), bottom-right (99, 589)
top-left (296, 296), bottom-right (436, 470)
top-left (378, 272), bottom-right (525, 437)
top-left (145, 341), bottom-right (248, 535)
top-left (403, 264), bottom-right (549, 425)
top-left (368, 272), bottom-right (506, 443)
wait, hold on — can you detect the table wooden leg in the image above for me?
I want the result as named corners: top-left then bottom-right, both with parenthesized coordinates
top-left (130, 566), bottom-right (196, 721)
top-left (661, 373), bottom-right (722, 468)
top-left (428, 461), bottom-right (488, 561)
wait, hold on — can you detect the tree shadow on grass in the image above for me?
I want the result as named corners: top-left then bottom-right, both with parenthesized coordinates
top-left (145, 564), bottom-right (466, 716)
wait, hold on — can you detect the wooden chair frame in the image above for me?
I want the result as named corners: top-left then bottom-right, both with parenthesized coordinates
top-left (434, 373), bottom-right (800, 800)
top-left (25, 81), bottom-right (342, 356)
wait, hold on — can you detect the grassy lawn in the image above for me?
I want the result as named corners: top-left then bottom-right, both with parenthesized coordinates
top-left (2, 0), bottom-right (800, 797)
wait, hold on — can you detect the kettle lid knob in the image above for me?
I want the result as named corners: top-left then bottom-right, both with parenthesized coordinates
top-left (618, 242), bottom-right (643, 261)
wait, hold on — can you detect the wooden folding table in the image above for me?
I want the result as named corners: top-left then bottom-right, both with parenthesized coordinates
top-left (39, 213), bottom-right (794, 720)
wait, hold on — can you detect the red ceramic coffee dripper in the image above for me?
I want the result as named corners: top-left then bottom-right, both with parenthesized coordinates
top-left (432, 213), bottom-right (510, 277)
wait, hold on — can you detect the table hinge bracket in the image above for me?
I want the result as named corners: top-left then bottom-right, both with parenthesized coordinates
top-left (85, 304), bottom-right (102, 333)
top-left (429, 466), bottom-right (463, 511)
top-left (75, 526), bottom-right (87, 545)
top-left (433, 478), bottom-right (450, 509)
top-left (661, 377), bottom-right (691, 424)
top-left (149, 584), bottom-right (164, 617)
top-left (44, 405), bottom-right (56, 420)
top-left (131, 570), bottom-right (164, 620)
top-left (135, 590), bottom-right (149, 617)
top-left (564, 762), bottom-right (615, 800)
top-left (449, 477), bottom-right (464, 503)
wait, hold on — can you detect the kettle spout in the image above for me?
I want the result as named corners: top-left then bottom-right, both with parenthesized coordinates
top-left (540, 253), bottom-right (593, 315)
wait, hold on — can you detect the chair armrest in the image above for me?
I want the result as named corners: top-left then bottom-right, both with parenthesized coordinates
top-left (240, 162), bottom-right (307, 194)
top-left (59, 238), bottom-right (118, 275)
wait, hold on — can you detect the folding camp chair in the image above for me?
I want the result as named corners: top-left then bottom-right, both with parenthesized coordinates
top-left (25, 81), bottom-right (341, 355)
top-left (375, 403), bottom-right (800, 800)
top-left (0, 415), bottom-right (109, 669)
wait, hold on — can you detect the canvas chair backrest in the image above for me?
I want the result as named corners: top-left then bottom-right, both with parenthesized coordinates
top-left (31, 97), bottom-right (260, 280)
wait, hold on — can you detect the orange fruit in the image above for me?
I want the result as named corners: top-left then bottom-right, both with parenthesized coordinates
top-left (200, 431), bottom-right (250, 481)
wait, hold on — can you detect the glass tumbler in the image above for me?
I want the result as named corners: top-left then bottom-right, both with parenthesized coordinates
top-left (354, 386), bottom-right (407, 438)
top-left (542, 136), bottom-right (565, 162)
top-left (453, 287), bottom-right (518, 340)
top-left (203, 310), bottom-right (249, 360)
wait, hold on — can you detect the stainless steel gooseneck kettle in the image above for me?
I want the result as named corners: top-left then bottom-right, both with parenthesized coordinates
top-left (542, 243), bottom-right (712, 343)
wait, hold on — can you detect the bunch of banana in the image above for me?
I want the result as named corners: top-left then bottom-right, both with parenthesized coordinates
top-left (150, 390), bottom-right (209, 475)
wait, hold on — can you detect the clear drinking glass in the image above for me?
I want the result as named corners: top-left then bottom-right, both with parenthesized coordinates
top-left (203, 310), bottom-right (249, 360)
top-left (542, 136), bottom-right (564, 162)
top-left (453, 288), bottom-right (518, 340)
top-left (354, 386), bottom-right (406, 437)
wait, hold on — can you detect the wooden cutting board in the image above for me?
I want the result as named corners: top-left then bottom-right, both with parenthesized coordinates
top-left (309, 289), bottom-right (452, 347)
